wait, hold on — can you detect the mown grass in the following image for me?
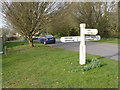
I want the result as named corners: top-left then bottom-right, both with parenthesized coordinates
top-left (94, 38), bottom-right (120, 44)
top-left (4, 41), bottom-right (28, 48)
top-left (2, 41), bottom-right (118, 88)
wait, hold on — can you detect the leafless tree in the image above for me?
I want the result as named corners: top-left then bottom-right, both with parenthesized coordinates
top-left (1, 2), bottom-right (65, 47)
top-left (72, 2), bottom-right (118, 37)
top-left (44, 3), bottom-right (77, 36)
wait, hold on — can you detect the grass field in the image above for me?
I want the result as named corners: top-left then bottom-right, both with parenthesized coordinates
top-left (94, 38), bottom-right (120, 44)
top-left (2, 41), bottom-right (118, 88)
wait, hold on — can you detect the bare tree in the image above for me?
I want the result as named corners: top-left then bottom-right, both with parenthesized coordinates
top-left (72, 2), bottom-right (118, 37)
top-left (1, 2), bottom-right (64, 47)
top-left (38, 2), bottom-right (118, 37)
top-left (45, 3), bottom-right (78, 36)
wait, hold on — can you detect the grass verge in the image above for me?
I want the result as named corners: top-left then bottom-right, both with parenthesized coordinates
top-left (2, 41), bottom-right (118, 88)
top-left (94, 38), bottom-right (120, 44)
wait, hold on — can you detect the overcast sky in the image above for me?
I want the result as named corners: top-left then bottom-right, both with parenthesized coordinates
top-left (0, 17), bottom-right (2, 28)
top-left (0, 15), bottom-right (4, 28)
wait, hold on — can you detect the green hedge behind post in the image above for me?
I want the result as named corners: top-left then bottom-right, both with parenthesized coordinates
top-left (6, 36), bottom-right (18, 41)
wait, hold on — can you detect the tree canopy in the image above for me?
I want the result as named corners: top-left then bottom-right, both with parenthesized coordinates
top-left (1, 2), bottom-right (69, 46)
top-left (1, 1), bottom-right (118, 46)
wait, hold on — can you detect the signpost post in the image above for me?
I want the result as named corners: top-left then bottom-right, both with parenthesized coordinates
top-left (60, 23), bottom-right (100, 65)
top-left (80, 24), bottom-right (86, 65)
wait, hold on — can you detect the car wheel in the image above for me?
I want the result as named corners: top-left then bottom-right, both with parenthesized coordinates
top-left (44, 41), bottom-right (46, 45)
top-left (53, 41), bottom-right (55, 44)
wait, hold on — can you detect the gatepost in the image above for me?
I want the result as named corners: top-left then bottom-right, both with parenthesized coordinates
top-left (0, 29), bottom-right (3, 54)
top-left (80, 24), bottom-right (86, 65)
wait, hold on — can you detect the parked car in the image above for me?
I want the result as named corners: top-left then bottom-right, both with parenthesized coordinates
top-left (32, 34), bottom-right (38, 40)
top-left (40, 35), bottom-right (56, 44)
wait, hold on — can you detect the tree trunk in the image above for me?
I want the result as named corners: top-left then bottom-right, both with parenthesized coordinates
top-left (68, 31), bottom-right (69, 36)
top-left (28, 39), bottom-right (34, 47)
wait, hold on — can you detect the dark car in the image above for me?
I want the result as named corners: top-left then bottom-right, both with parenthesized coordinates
top-left (40, 35), bottom-right (56, 44)
top-left (32, 34), bottom-right (38, 40)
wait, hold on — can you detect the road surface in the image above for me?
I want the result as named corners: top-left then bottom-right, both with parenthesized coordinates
top-left (38, 39), bottom-right (119, 61)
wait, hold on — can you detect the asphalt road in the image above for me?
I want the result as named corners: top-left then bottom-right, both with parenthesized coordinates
top-left (37, 39), bottom-right (119, 61)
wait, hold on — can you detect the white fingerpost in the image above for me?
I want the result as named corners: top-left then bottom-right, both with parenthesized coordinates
top-left (60, 23), bottom-right (99, 65)
top-left (80, 24), bottom-right (86, 65)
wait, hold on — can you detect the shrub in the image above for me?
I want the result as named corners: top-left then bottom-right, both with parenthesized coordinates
top-left (6, 36), bottom-right (18, 41)
top-left (71, 58), bottom-right (104, 72)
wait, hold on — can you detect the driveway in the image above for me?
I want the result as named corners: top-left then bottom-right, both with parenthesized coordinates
top-left (37, 39), bottom-right (119, 61)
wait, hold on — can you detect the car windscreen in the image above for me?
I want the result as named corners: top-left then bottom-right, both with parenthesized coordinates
top-left (45, 35), bottom-right (53, 38)
top-left (33, 34), bottom-right (38, 36)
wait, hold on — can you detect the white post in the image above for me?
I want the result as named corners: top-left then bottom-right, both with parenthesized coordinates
top-left (80, 24), bottom-right (86, 65)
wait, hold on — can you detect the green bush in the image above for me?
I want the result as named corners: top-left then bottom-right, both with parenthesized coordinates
top-left (6, 36), bottom-right (18, 41)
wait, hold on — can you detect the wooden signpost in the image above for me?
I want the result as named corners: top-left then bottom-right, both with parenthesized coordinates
top-left (60, 23), bottom-right (101, 65)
